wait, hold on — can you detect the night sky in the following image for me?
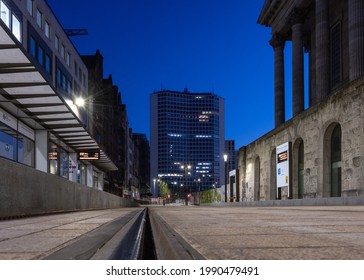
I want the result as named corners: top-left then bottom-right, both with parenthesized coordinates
top-left (47, 0), bottom-right (295, 149)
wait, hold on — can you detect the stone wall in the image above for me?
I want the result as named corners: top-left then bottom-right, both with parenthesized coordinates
top-left (0, 157), bottom-right (139, 218)
top-left (238, 77), bottom-right (364, 201)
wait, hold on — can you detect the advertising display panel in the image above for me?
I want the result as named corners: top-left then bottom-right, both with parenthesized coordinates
top-left (78, 150), bottom-right (100, 160)
top-left (276, 142), bottom-right (291, 198)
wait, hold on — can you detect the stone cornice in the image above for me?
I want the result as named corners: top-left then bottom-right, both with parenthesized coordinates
top-left (257, 0), bottom-right (285, 26)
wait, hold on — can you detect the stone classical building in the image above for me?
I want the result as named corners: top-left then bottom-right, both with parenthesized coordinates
top-left (237, 0), bottom-right (364, 201)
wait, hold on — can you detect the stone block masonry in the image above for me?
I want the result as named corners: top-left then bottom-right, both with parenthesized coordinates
top-left (238, 76), bottom-right (364, 202)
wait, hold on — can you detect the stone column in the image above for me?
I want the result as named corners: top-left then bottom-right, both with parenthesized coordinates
top-left (315, 0), bottom-right (330, 101)
top-left (290, 9), bottom-right (305, 116)
top-left (269, 34), bottom-right (286, 127)
top-left (349, 0), bottom-right (364, 81)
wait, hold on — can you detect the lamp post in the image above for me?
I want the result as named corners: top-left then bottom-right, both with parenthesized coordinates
top-left (153, 178), bottom-right (156, 202)
top-left (181, 164), bottom-right (192, 205)
top-left (224, 154), bottom-right (228, 203)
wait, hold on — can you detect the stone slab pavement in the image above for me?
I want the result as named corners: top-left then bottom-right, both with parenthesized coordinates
top-left (150, 205), bottom-right (364, 259)
top-left (0, 208), bottom-right (142, 260)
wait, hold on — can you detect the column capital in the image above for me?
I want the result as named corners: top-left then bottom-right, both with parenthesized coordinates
top-left (287, 8), bottom-right (306, 26)
top-left (269, 34), bottom-right (286, 49)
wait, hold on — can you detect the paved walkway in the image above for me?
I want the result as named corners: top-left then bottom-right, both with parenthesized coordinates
top-left (0, 208), bottom-right (141, 260)
top-left (1, 205), bottom-right (364, 260)
top-left (150, 205), bottom-right (364, 259)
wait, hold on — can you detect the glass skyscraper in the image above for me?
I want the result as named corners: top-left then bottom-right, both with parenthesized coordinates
top-left (150, 89), bottom-right (225, 199)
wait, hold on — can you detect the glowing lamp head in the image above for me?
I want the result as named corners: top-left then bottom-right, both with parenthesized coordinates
top-left (75, 97), bottom-right (85, 107)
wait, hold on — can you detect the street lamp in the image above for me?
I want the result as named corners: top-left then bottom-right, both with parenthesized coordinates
top-left (75, 97), bottom-right (85, 107)
top-left (224, 154), bottom-right (228, 203)
top-left (181, 164), bottom-right (192, 205)
top-left (153, 178), bottom-right (156, 200)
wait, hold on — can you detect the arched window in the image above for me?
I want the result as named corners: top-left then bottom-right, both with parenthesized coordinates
top-left (254, 156), bottom-right (260, 201)
top-left (331, 125), bottom-right (342, 197)
top-left (270, 149), bottom-right (277, 200)
top-left (293, 139), bottom-right (304, 199)
top-left (298, 141), bottom-right (304, 199)
top-left (323, 123), bottom-right (342, 197)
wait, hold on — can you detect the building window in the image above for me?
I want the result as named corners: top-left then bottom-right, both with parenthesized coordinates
top-left (0, 0), bottom-right (10, 28)
top-left (74, 62), bottom-right (78, 77)
top-left (298, 140), bottom-right (304, 199)
top-left (29, 36), bottom-right (36, 57)
top-left (45, 54), bottom-right (51, 74)
top-left (1, 2), bottom-right (22, 42)
top-left (323, 123), bottom-right (342, 197)
top-left (0, 128), bottom-right (17, 161)
top-left (57, 68), bottom-right (61, 88)
top-left (0, 121), bottom-right (35, 167)
top-left (45, 20), bottom-right (50, 39)
top-left (331, 21), bottom-right (342, 87)
top-left (66, 52), bottom-right (71, 66)
top-left (60, 149), bottom-right (69, 179)
top-left (11, 14), bottom-right (21, 41)
top-left (49, 143), bottom-right (58, 175)
top-left (36, 9), bottom-right (42, 28)
top-left (18, 135), bottom-right (35, 167)
top-left (37, 45), bottom-right (44, 66)
top-left (330, 125), bottom-right (342, 197)
top-left (78, 67), bottom-right (82, 82)
top-left (60, 44), bottom-right (65, 59)
top-left (27, 0), bottom-right (33, 16)
top-left (56, 67), bottom-right (72, 95)
top-left (254, 156), bottom-right (260, 201)
top-left (270, 149), bottom-right (277, 200)
top-left (55, 35), bottom-right (59, 50)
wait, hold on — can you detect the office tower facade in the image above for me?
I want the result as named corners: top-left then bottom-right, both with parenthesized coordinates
top-left (150, 89), bottom-right (224, 198)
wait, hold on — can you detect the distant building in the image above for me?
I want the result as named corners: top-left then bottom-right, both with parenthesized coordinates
top-left (150, 89), bottom-right (225, 198)
top-left (225, 140), bottom-right (237, 172)
top-left (132, 133), bottom-right (150, 197)
top-left (82, 50), bottom-right (131, 197)
top-left (236, 0), bottom-right (364, 202)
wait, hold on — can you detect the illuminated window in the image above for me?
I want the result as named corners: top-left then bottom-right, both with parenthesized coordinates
top-left (12, 14), bottom-right (21, 42)
top-left (0, 1), bottom-right (10, 27)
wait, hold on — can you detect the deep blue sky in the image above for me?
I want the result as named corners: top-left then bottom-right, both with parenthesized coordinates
top-left (48, 0), bottom-right (287, 148)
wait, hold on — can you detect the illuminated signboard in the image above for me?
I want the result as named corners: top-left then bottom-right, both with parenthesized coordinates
top-left (276, 142), bottom-right (291, 197)
top-left (48, 152), bottom-right (58, 160)
top-left (277, 151), bottom-right (288, 163)
top-left (78, 150), bottom-right (100, 160)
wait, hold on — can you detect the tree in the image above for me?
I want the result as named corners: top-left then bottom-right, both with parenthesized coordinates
top-left (159, 180), bottom-right (170, 198)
